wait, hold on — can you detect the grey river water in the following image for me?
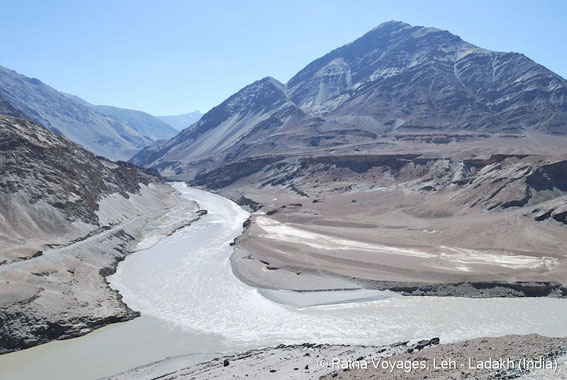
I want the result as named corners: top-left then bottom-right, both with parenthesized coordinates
top-left (1, 183), bottom-right (567, 380)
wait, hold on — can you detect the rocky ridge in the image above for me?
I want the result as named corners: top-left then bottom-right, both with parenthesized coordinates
top-left (0, 115), bottom-right (161, 263)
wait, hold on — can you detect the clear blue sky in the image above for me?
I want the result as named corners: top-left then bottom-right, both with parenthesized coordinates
top-left (1, 0), bottom-right (565, 115)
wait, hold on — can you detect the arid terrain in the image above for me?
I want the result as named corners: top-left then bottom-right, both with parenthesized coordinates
top-left (0, 116), bottom-right (202, 354)
top-left (193, 153), bottom-right (567, 296)
top-left (1, 15), bottom-right (567, 380)
top-left (108, 335), bottom-right (567, 380)
top-left (130, 21), bottom-right (567, 297)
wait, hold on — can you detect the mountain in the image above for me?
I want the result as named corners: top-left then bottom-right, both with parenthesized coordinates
top-left (129, 23), bottom-right (567, 295)
top-left (287, 21), bottom-right (567, 133)
top-left (157, 111), bottom-right (203, 130)
top-left (62, 93), bottom-right (178, 141)
top-left (133, 77), bottom-right (303, 173)
top-left (0, 65), bottom-right (177, 160)
top-left (131, 21), bottom-right (567, 178)
top-left (86, 104), bottom-right (177, 141)
top-left (0, 114), bottom-right (199, 353)
top-left (0, 115), bottom-right (163, 264)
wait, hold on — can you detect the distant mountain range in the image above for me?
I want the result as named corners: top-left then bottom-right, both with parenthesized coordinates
top-left (0, 65), bottom-right (177, 160)
top-left (131, 21), bottom-right (567, 179)
top-left (157, 111), bottom-right (203, 130)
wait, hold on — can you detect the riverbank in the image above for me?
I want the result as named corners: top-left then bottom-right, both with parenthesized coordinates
top-left (106, 185), bottom-right (567, 351)
top-left (2, 186), bottom-right (567, 380)
top-left (232, 250), bottom-right (567, 298)
top-left (106, 334), bottom-right (567, 380)
top-left (225, 185), bottom-right (567, 298)
top-left (0, 183), bottom-right (202, 355)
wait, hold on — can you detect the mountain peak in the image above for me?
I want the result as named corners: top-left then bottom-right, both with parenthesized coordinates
top-left (367, 20), bottom-right (445, 37)
top-left (286, 20), bottom-right (478, 110)
top-left (369, 20), bottom-right (411, 31)
top-left (224, 76), bottom-right (287, 110)
top-left (254, 76), bottom-right (286, 90)
top-left (361, 21), bottom-right (456, 48)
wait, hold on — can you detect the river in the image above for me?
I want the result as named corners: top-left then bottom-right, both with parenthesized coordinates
top-left (1, 183), bottom-right (567, 379)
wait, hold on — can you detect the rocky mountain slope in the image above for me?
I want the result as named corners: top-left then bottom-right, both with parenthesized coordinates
top-left (64, 93), bottom-right (178, 141)
top-left (0, 115), bottom-right (200, 353)
top-left (157, 111), bottom-right (203, 130)
top-left (0, 65), bottom-right (177, 160)
top-left (131, 21), bottom-right (567, 177)
top-left (287, 21), bottom-right (566, 133)
top-left (133, 77), bottom-right (305, 176)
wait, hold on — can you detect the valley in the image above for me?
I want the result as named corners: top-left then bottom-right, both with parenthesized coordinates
top-left (1, 14), bottom-right (567, 380)
top-left (127, 22), bottom-right (567, 301)
top-left (2, 184), bottom-right (567, 380)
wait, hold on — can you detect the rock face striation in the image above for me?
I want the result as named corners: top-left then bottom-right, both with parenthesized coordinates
top-left (0, 115), bottom-right (199, 354)
top-left (131, 21), bottom-right (567, 177)
top-left (0, 65), bottom-right (177, 160)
